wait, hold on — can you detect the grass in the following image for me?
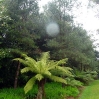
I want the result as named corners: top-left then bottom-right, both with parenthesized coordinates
top-left (0, 88), bottom-right (25, 99)
top-left (0, 82), bottom-right (79, 99)
top-left (79, 80), bottom-right (99, 99)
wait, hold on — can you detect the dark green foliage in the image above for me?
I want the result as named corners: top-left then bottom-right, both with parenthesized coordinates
top-left (85, 71), bottom-right (98, 80)
top-left (74, 70), bottom-right (98, 85)
top-left (0, 49), bottom-right (14, 87)
top-left (0, 0), bottom-right (40, 55)
top-left (65, 77), bottom-right (83, 87)
top-left (0, 49), bottom-right (28, 88)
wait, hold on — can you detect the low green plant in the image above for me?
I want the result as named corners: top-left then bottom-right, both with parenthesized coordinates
top-left (0, 82), bottom-right (80, 99)
top-left (44, 82), bottom-right (79, 99)
top-left (74, 70), bottom-right (97, 85)
top-left (0, 88), bottom-right (24, 99)
top-left (65, 77), bottom-right (83, 87)
top-left (86, 71), bottom-right (98, 79)
top-left (65, 86), bottom-right (79, 97)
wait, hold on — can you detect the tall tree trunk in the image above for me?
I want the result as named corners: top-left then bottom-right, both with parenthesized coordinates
top-left (14, 60), bottom-right (20, 89)
top-left (36, 79), bottom-right (46, 99)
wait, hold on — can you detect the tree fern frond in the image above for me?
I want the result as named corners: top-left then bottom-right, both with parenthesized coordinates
top-left (43, 71), bottom-right (52, 76)
top-left (47, 61), bottom-right (57, 70)
top-left (21, 54), bottom-right (28, 59)
top-left (57, 66), bottom-right (73, 76)
top-left (47, 59), bottom-right (68, 70)
top-left (35, 74), bottom-right (44, 81)
top-left (24, 77), bottom-right (36, 94)
top-left (48, 75), bottom-right (67, 84)
top-left (50, 69), bottom-right (70, 76)
top-left (56, 58), bottom-right (68, 65)
top-left (21, 67), bottom-right (32, 73)
top-left (25, 57), bottom-right (36, 65)
top-left (50, 66), bottom-right (73, 77)
top-left (63, 67), bottom-right (73, 71)
top-left (13, 57), bottom-right (37, 72)
top-left (13, 58), bottom-right (30, 66)
top-left (40, 52), bottom-right (50, 62)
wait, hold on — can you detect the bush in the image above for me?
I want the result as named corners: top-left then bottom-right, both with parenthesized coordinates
top-left (73, 70), bottom-right (98, 85)
top-left (86, 71), bottom-right (98, 79)
top-left (65, 77), bottom-right (83, 87)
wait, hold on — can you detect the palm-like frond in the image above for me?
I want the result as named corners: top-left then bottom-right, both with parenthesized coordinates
top-left (13, 58), bottom-right (29, 66)
top-left (21, 67), bottom-right (33, 73)
top-left (40, 52), bottom-right (50, 63)
top-left (50, 66), bottom-right (73, 77)
top-left (48, 75), bottom-right (67, 84)
top-left (47, 59), bottom-right (68, 70)
top-left (43, 70), bottom-right (51, 76)
top-left (21, 54), bottom-right (28, 59)
top-left (35, 74), bottom-right (44, 81)
top-left (13, 57), bottom-right (39, 73)
top-left (56, 58), bottom-right (68, 65)
top-left (24, 77), bottom-right (36, 94)
top-left (56, 66), bottom-right (73, 76)
top-left (25, 57), bottom-right (36, 67)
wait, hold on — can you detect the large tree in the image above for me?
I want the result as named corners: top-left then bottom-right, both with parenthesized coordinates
top-left (41, 0), bottom-right (97, 71)
top-left (1, 0), bottom-right (40, 54)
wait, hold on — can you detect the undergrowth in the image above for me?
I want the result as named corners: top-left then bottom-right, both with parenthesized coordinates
top-left (0, 82), bottom-right (79, 99)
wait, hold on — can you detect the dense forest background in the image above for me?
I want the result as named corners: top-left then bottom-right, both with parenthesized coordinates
top-left (0, 0), bottom-right (99, 88)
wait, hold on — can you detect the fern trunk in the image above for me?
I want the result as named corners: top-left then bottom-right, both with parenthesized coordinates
top-left (36, 79), bottom-right (46, 99)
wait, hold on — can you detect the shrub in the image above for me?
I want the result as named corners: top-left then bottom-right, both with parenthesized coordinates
top-left (86, 71), bottom-right (98, 79)
top-left (73, 70), bottom-right (98, 85)
top-left (65, 77), bottom-right (83, 87)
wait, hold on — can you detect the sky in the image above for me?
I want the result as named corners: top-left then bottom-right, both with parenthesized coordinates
top-left (39, 0), bottom-right (99, 50)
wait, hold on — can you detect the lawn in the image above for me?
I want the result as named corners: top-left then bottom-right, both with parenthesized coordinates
top-left (79, 80), bottom-right (99, 99)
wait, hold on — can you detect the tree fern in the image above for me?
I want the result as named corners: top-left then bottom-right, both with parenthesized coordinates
top-left (13, 52), bottom-right (73, 99)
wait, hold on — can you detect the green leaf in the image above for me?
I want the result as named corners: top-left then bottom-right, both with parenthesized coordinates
top-left (25, 57), bottom-right (36, 66)
top-left (35, 74), bottom-right (44, 81)
top-left (48, 75), bottom-right (67, 84)
top-left (21, 67), bottom-right (32, 73)
top-left (56, 58), bottom-right (68, 65)
top-left (56, 66), bottom-right (73, 76)
top-left (40, 52), bottom-right (50, 62)
top-left (13, 58), bottom-right (29, 66)
top-left (24, 77), bottom-right (36, 94)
